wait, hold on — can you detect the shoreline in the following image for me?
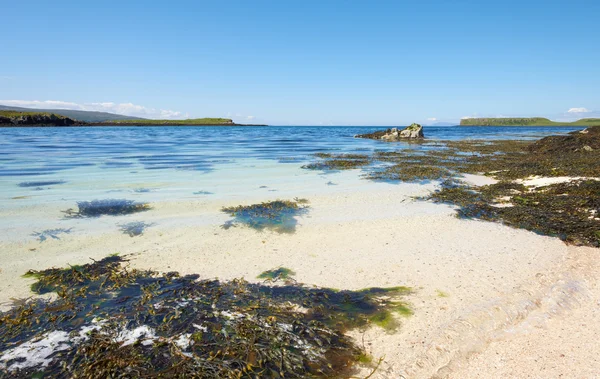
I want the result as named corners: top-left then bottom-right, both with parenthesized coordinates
top-left (1, 126), bottom-right (598, 377)
top-left (2, 175), bottom-right (598, 377)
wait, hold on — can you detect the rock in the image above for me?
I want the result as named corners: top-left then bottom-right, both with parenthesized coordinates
top-left (398, 123), bottom-right (424, 139)
top-left (0, 113), bottom-right (77, 126)
top-left (355, 123), bottom-right (424, 141)
top-left (528, 125), bottom-right (600, 154)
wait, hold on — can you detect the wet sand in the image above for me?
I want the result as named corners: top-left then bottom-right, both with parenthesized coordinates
top-left (0, 173), bottom-right (598, 378)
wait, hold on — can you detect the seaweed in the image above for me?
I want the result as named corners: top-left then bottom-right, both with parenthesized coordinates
top-left (118, 221), bottom-right (154, 237)
top-left (1, 256), bottom-right (413, 378)
top-left (31, 228), bottom-right (73, 243)
top-left (303, 154), bottom-right (371, 171)
top-left (426, 179), bottom-right (600, 247)
top-left (63, 199), bottom-right (151, 218)
top-left (222, 199), bottom-right (309, 233)
top-left (257, 267), bottom-right (296, 282)
top-left (366, 165), bottom-right (452, 182)
top-left (17, 180), bottom-right (66, 188)
top-left (298, 126), bottom-right (600, 247)
top-left (193, 190), bottom-right (213, 195)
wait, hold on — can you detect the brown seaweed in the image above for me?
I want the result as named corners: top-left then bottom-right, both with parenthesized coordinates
top-left (0, 256), bottom-right (413, 378)
top-left (222, 199), bottom-right (309, 233)
top-left (63, 199), bottom-right (151, 218)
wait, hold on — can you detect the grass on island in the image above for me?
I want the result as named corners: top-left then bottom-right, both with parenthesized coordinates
top-left (0, 256), bottom-right (412, 378)
top-left (221, 199), bottom-right (309, 233)
top-left (0, 110), bottom-right (70, 119)
top-left (106, 118), bottom-right (235, 125)
top-left (460, 117), bottom-right (600, 127)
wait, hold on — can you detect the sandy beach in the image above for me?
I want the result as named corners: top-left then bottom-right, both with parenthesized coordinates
top-left (1, 170), bottom-right (597, 378)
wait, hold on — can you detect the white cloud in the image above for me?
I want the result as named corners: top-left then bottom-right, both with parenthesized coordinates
top-left (0, 100), bottom-right (187, 119)
top-left (567, 107), bottom-right (590, 113)
top-left (427, 117), bottom-right (437, 121)
top-left (246, 116), bottom-right (255, 120)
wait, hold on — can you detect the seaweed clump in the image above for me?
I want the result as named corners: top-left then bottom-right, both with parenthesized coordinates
top-left (118, 221), bottom-right (154, 237)
top-left (0, 256), bottom-right (412, 378)
top-left (427, 179), bottom-right (600, 246)
top-left (367, 164), bottom-right (452, 182)
top-left (222, 199), bottom-right (309, 233)
top-left (302, 154), bottom-right (370, 171)
top-left (300, 126), bottom-right (600, 247)
top-left (258, 267), bottom-right (296, 282)
top-left (18, 180), bottom-right (66, 188)
top-left (63, 199), bottom-right (151, 218)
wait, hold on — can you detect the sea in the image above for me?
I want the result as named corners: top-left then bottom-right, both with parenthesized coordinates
top-left (0, 125), bottom-right (583, 240)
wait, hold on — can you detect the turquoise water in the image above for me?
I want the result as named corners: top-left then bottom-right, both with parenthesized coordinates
top-left (0, 125), bottom-right (581, 176)
top-left (0, 125), bottom-right (582, 213)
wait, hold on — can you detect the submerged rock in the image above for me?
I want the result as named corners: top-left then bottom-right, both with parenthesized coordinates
top-left (355, 123), bottom-right (424, 141)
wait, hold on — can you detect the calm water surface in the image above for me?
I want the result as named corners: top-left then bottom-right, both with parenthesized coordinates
top-left (0, 125), bottom-right (582, 205)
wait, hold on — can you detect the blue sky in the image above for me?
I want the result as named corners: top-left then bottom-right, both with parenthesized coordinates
top-left (1, 0), bottom-right (598, 125)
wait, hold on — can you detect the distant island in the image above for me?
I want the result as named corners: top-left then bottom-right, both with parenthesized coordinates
top-left (0, 105), bottom-right (143, 122)
top-left (0, 109), bottom-right (265, 127)
top-left (460, 117), bottom-right (600, 127)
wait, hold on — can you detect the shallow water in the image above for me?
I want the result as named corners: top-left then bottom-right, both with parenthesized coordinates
top-left (0, 125), bottom-right (582, 237)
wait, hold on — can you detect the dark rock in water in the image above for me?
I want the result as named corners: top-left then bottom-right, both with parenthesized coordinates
top-left (528, 125), bottom-right (600, 154)
top-left (355, 123), bottom-right (424, 140)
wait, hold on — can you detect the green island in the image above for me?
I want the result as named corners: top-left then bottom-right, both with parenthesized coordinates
top-left (99, 117), bottom-right (236, 126)
top-left (460, 117), bottom-right (600, 127)
top-left (0, 109), bottom-right (263, 127)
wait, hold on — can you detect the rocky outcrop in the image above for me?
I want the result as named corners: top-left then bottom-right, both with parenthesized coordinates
top-left (528, 125), bottom-right (600, 154)
top-left (0, 113), bottom-right (78, 126)
top-left (355, 123), bottom-right (424, 141)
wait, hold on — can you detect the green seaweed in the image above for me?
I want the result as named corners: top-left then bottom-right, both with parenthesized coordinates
top-left (303, 154), bottom-right (371, 171)
top-left (222, 199), bottom-right (309, 233)
top-left (305, 126), bottom-right (600, 247)
top-left (258, 267), bottom-right (296, 281)
top-left (63, 199), bottom-right (151, 218)
top-left (436, 290), bottom-right (449, 298)
top-left (1, 256), bottom-right (413, 378)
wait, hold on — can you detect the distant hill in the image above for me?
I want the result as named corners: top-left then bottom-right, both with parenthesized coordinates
top-left (460, 117), bottom-right (600, 127)
top-left (0, 110), bottom-right (250, 126)
top-left (0, 105), bottom-right (144, 122)
top-left (101, 118), bottom-right (236, 126)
